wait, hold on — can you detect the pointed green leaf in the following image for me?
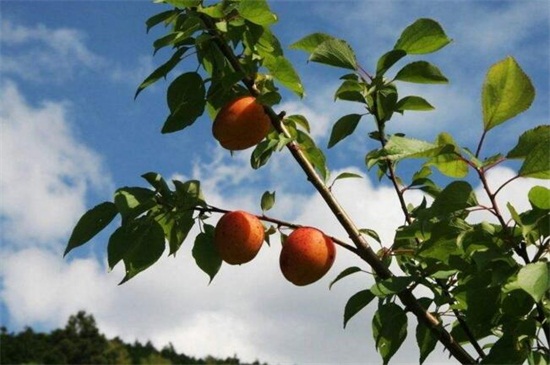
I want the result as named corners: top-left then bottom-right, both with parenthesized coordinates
top-left (155, 211), bottom-right (195, 256)
top-left (482, 56), bottom-right (535, 131)
top-left (162, 72), bottom-right (206, 133)
top-left (359, 228), bottom-right (381, 243)
top-left (289, 32), bottom-right (333, 53)
top-left (430, 181), bottom-right (477, 215)
top-left (146, 10), bottom-right (178, 33)
top-left (519, 141), bottom-right (550, 179)
top-left (284, 114), bottom-right (310, 133)
top-left (142, 172), bottom-right (172, 196)
top-left (334, 79), bottom-right (366, 103)
top-left (506, 262), bottom-right (550, 302)
top-left (416, 321), bottom-right (438, 364)
top-left (395, 96), bottom-right (434, 112)
top-left (192, 224), bottom-right (222, 283)
top-left (383, 135), bottom-right (446, 161)
top-left (428, 154), bottom-right (469, 178)
top-left (507, 125), bottom-right (550, 159)
top-left (328, 114), bottom-right (362, 148)
top-left (114, 187), bottom-right (156, 222)
top-left (333, 172), bottom-right (362, 183)
top-left (261, 191), bottom-right (276, 212)
top-left (238, 0), bottom-right (277, 26)
top-left (394, 18), bottom-right (451, 55)
top-left (135, 47), bottom-right (189, 99)
top-left (310, 39), bottom-right (357, 70)
top-left (119, 219), bottom-right (166, 284)
top-left (370, 276), bottom-right (414, 297)
top-left (528, 186), bottom-right (550, 210)
top-left (329, 266), bottom-right (363, 290)
top-left (344, 289), bottom-right (375, 328)
top-left (372, 303), bottom-right (408, 364)
top-left (376, 49), bottom-right (407, 76)
top-left (264, 56), bottom-right (304, 97)
top-left (65, 202), bottom-right (118, 256)
top-left (395, 61), bottom-right (448, 84)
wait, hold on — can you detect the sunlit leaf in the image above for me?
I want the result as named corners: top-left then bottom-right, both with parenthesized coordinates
top-left (507, 125), bottom-right (550, 159)
top-left (376, 49), bottom-right (406, 76)
top-left (528, 186), bottom-right (550, 210)
top-left (238, 0), bottom-right (277, 26)
top-left (328, 114), bottom-right (362, 148)
top-left (289, 32), bottom-right (333, 53)
top-left (310, 39), bottom-right (357, 70)
top-left (395, 96), bottom-right (434, 112)
top-left (261, 191), bottom-right (276, 212)
top-left (264, 56), bottom-right (304, 97)
top-left (394, 18), bottom-right (451, 54)
top-left (482, 56), bottom-right (535, 131)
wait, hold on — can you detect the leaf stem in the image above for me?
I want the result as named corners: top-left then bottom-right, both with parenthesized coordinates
top-left (475, 129), bottom-right (487, 158)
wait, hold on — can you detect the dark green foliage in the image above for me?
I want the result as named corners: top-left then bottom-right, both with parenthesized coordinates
top-left (0, 312), bottom-right (268, 365)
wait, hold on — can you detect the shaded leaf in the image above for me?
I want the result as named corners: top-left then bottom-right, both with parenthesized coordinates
top-left (395, 61), bottom-right (448, 84)
top-left (162, 72), bottom-right (206, 133)
top-left (114, 187), bottom-right (156, 222)
top-left (482, 56), bottom-right (535, 131)
top-left (394, 18), bottom-right (451, 54)
top-left (376, 49), bottom-right (406, 76)
top-left (344, 289), bottom-right (375, 328)
top-left (192, 224), bottom-right (222, 283)
top-left (430, 181), bottom-right (477, 215)
top-left (372, 303), bottom-right (407, 364)
top-left (65, 202), bottom-right (118, 256)
top-left (333, 172), bottom-right (362, 183)
top-left (146, 9), bottom-right (178, 33)
top-left (359, 228), bottom-right (381, 244)
top-left (505, 262), bottom-right (550, 302)
top-left (416, 321), bottom-right (438, 364)
top-left (395, 96), bottom-right (434, 112)
top-left (370, 276), bottom-right (414, 297)
top-left (330, 266), bottom-right (363, 290)
top-left (328, 114), bottom-right (362, 148)
top-left (261, 191), bottom-right (276, 212)
top-left (334, 79), bottom-right (366, 103)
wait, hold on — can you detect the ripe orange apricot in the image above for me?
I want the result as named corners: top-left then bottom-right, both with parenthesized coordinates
top-left (214, 210), bottom-right (265, 265)
top-left (212, 96), bottom-right (271, 151)
top-left (279, 227), bottom-right (336, 286)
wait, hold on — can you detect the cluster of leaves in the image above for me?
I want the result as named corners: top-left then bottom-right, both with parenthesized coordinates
top-left (0, 311), bottom-right (267, 365)
top-left (64, 0), bottom-right (549, 364)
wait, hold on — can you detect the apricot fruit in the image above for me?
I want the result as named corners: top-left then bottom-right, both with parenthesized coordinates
top-left (214, 210), bottom-right (265, 265)
top-left (212, 96), bottom-right (271, 151)
top-left (279, 227), bottom-right (336, 286)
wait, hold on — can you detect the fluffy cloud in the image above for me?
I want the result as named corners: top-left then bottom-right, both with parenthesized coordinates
top-left (0, 81), bottom-right (112, 248)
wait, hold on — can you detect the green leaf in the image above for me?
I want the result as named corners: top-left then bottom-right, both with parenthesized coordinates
top-left (528, 186), bottom-right (550, 210)
top-left (142, 172), bottom-right (172, 196)
top-left (333, 172), bottom-right (362, 184)
top-left (327, 114), bottom-right (362, 148)
top-left (376, 49), bottom-right (406, 76)
top-left (197, 3), bottom-right (225, 18)
top-left (505, 262), bottom-right (550, 302)
top-left (173, 179), bottom-right (206, 209)
top-left (159, 0), bottom-right (201, 7)
top-left (329, 266), bottom-right (363, 290)
top-left (359, 228), bottom-right (381, 244)
top-left (344, 289), bottom-right (375, 328)
top-left (394, 18), bottom-right (451, 55)
top-left (528, 350), bottom-right (549, 365)
top-left (162, 72), bottom-right (206, 133)
top-left (264, 56), bottom-right (304, 97)
top-left (155, 211), bottom-right (195, 256)
top-left (119, 219), bottom-right (166, 284)
top-left (372, 303), bottom-right (407, 364)
top-left (192, 224), bottom-right (222, 283)
top-left (383, 135), bottom-right (445, 161)
top-left (334, 79), bottom-right (366, 103)
top-left (260, 190), bottom-right (276, 212)
top-left (135, 47), bottom-right (188, 99)
top-left (238, 0), bottom-right (277, 26)
top-left (416, 321), bottom-right (438, 364)
top-left (370, 276), bottom-right (414, 297)
top-left (395, 61), bottom-right (448, 84)
top-left (518, 141), bottom-right (550, 179)
top-left (65, 202), bottom-right (118, 256)
top-left (428, 153), bottom-right (469, 178)
top-left (507, 125), bottom-right (550, 159)
top-left (284, 114), bottom-right (310, 133)
top-left (114, 187), bottom-right (156, 222)
top-left (482, 56), bottom-right (535, 131)
top-left (289, 32), bottom-right (333, 53)
top-left (395, 96), bottom-right (434, 112)
top-left (430, 181), bottom-right (477, 215)
top-left (309, 39), bottom-right (357, 70)
top-left (480, 334), bottom-right (530, 364)
top-left (145, 9), bottom-right (178, 33)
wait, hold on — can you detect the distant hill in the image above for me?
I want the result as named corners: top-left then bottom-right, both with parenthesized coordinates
top-left (0, 311), bottom-right (268, 365)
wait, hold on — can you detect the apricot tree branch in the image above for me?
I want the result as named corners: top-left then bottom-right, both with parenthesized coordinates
top-left (199, 12), bottom-right (476, 365)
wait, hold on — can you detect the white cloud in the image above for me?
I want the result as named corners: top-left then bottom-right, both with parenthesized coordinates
top-left (0, 81), bottom-right (112, 248)
top-left (0, 20), bottom-right (105, 82)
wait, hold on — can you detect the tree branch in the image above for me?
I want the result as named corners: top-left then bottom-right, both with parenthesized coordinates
top-left (199, 13), bottom-right (476, 365)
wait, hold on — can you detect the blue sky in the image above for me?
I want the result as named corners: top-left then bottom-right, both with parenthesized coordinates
top-left (1, 1), bottom-right (549, 364)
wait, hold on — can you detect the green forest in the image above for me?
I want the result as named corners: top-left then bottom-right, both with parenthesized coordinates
top-left (0, 311), bottom-right (268, 365)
